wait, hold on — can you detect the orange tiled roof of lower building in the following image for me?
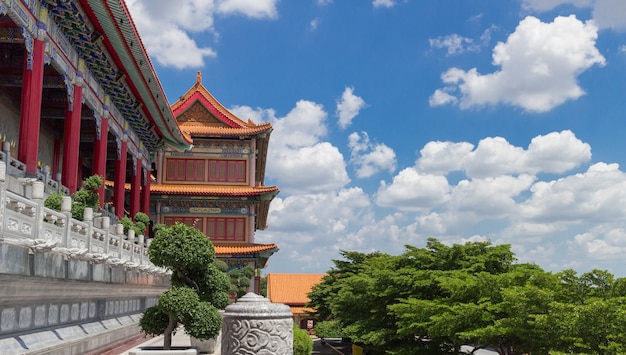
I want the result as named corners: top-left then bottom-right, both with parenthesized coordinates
top-left (266, 273), bottom-right (326, 305)
top-left (214, 243), bottom-right (278, 255)
top-left (289, 306), bottom-right (316, 315)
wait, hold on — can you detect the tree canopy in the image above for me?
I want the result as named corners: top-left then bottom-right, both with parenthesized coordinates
top-left (307, 238), bottom-right (626, 355)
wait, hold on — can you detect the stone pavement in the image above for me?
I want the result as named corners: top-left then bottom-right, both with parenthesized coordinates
top-left (106, 329), bottom-right (220, 355)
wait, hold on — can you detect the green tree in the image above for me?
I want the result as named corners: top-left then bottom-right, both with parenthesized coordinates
top-left (139, 223), bottom-right (230, 350)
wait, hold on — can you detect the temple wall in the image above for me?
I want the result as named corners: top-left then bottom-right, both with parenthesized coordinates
top-left (0, 91), bottom-right (55, 170)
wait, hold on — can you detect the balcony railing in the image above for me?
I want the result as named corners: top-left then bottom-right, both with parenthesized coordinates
top-left (0, 160), bottom-right (165, 275)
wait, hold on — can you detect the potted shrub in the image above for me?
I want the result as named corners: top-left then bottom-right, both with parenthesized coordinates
top-left (138, 222), bottom-right (230, 352)
top-left (44, 175), bottom-right (104, 221)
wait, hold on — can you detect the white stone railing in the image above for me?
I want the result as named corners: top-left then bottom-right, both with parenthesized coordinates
top-left (0, 160), bottom-right (166, 275)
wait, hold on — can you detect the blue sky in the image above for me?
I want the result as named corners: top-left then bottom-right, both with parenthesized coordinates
top-left (126, 0), bottom-right (626, 276)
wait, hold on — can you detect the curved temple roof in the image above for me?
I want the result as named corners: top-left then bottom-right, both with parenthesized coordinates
top-left (44, 0), bottom-right (192, 151)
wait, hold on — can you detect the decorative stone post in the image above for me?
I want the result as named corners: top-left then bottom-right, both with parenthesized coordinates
top-left (0, 160), bottom-right (6, 182)
top-left (221, 292), bottom-right (293, 355)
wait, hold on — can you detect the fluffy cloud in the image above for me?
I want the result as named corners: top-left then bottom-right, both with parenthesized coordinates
top-left (416, 130), bottom-right (590, 178)
top-left (376, 169), bottom-right (451, 211)
top-left (257, 188), bottom-right (373, 271)
top-left (233, 100), bottom-right (350, 194)
top-left (348, 132), bottom-right (396, 178)
top-left (336, 87), bottom-right (367, 130)
top-left (126, 0), bottom-right (278, 68)
top-left (430, 15), bottom-right (605, 112)
top-left (429, 34), bottom-right (480, 56)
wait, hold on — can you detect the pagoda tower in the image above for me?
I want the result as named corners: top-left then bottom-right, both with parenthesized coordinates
top-left (151, 72), bottom-right (279, 293)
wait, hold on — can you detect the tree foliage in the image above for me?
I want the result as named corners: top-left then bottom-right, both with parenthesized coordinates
top-left (140, 222), bottom-right (230, 350)
top-left (307, 238), bottom-right (626, 354)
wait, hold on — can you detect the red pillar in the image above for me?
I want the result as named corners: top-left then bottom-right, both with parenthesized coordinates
top-left (130, 157), bottom-right (141, 218)
top-left (114, 140), bottom-right (127, 219)
top-left (61, 84), bottom-right (83, 193)
top-left (18, 38), bottom-right (45, 176)
top-left (93, 116), bottom-right (109, 208)
top-left (141, 166), bottom-right (151, 215)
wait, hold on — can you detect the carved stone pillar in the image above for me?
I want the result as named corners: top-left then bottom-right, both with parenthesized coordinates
top-left (221, 292), bottom-right (293, 355)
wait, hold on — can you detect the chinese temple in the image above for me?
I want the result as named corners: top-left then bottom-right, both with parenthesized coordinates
top-left (151, 72), bottom-right (280, 294)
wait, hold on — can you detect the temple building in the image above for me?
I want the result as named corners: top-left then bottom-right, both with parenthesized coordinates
top-left (150, 72), bottom-right (280, 294)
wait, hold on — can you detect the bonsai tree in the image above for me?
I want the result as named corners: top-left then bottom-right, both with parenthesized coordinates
top-left (214, 260), bottom-right (256, 299)
top-left (139, 222), bottom-right (230, 350)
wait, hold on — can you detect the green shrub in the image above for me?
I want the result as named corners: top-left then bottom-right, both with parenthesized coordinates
top-left (293, 324), bottom-right (313, 355)
top-left (314, 320), bottom-right (345, 339)
top-left (44, 193), bottom-right (63, 211)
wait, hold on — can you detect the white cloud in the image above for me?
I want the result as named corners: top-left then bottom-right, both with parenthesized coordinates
top-left (376, 168), bottom-right (450, 211)
top-left (373, 0), bottom-right (395, 8)
top-left (429, 34), bottom-right (480, 56)
top-left (318, 0), bottom-right (333, 5)
top-left (234, 100), bottom-right (350, 194)
top-left (416, 130), bottom-right (591, 178)
top-left (592, 0), bottom-right (626, 30)
top-left (431, 16), bottom-right (605, 112)
top-left (126, 0), bottom-right (278, 69)
top-left (428, 89), bottom-right (458, 107)
top-left (348, 132), bottom-right (397, 178)
top-left (217, 0), bottom-right (278, 19)
top-left (336, 87), bottom-right (367, 130)
top-left (521, 162), bottom-right (626, 223)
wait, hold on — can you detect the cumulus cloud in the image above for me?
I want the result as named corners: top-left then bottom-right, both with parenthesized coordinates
top-left (126, 0), bottom-right (278, 69)
top-left (257, 188), bottom-right (373, 271)
top-left (376, 169), bottom-right (451, 211)
top-left (416, 130), bottom-right (591, 178)
top-left (348, 132), bottom-right (397, 178)
top-left (429, 34), bottom-right (480, 56)
top-left (430, 15), bottom-right (605, 112)
top-left (233, 100), bottom-right (350, 194)
top-left (336, 87), bottom-right (367, 130)
top-left (217, 0), bottom-right (278, 19)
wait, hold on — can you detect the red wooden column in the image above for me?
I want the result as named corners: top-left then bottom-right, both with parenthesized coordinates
top-left (130, 157), bottom-right (141, 218)
top-left (18, 36), bottom-right (45, 176)
top-left (93, 115), bottom-right (109, 208)
top-left (114, 139), bottom-right (127, 219)
top-left (141, 166), bottom-right (151, 215)
top-left (62, 83), bottom-right (83, 193)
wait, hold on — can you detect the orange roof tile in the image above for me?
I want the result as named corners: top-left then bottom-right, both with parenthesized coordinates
top-left (215, 243), bottom-right (278, 255)
top-left (289, 307), bottom-right (316, 315)
top-left (179, 122), bottom-right (272, 136)
top-left (151, 184), bottom-right (279, 196)
top-left (266, 273), bottom-right (326, 306)
top-left (105, 180), bottom-right (279, 197)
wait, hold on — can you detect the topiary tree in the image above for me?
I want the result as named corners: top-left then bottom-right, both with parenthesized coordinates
top-left (139, 222), bottom-right (230, 350)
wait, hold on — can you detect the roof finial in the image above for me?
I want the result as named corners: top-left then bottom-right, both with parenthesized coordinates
top-left (196, 71), bottom-right (202, 84)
